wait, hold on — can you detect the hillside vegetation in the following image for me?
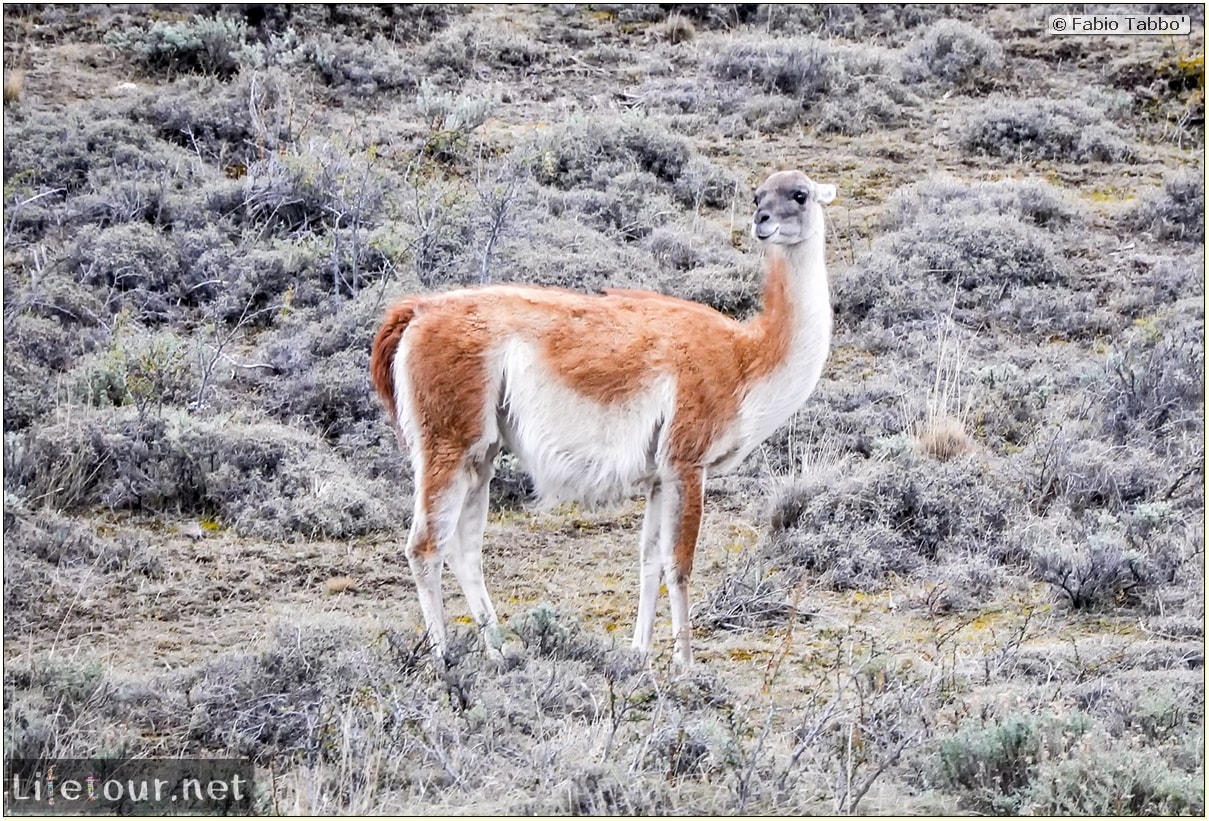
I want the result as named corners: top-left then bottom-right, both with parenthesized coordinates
top-left (3, 3), bottom-right (1204, 814)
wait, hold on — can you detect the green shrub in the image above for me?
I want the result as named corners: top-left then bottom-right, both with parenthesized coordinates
top-left (104, 14), bottom-right (256, 78)
top-left (536, 115), bottom-right (692, 192)
top-left (421, 22), bottom-right (547, 74)
top-left (2, 311), bottom-right (100, 429)
top-left (509, 604), bottom-right (611, 667)
top-left (711, 36), bottom-right (835, 98)
top-left (240, 141), bottom-right (388, 238)
top-left (142, 69), bottom-right (298, 166)
top-left (935, 712), bottom-right (1093, 814)
top-left (837, 209), bottom-right (1071, 332)
top-left (748, 4), bottom-right (945, 40)
top-left (186, 618), bottom-right (392, 759)
top-left (305, 34), bottom-right (416, 95)
top-left (549, 170), bottom-right (675, 242)
top-left (882, 176), bottom-right (1081, 230)
top-left (3, 110), bottom-right (159, 197)
top-left (885, 212), bottom-right (1068, 289)
top-left (5, 508), bottom-right (160, 575)
top-left (1029, 531), bottom-right (1145, 610)
top-left (1023, 747), bottom-right (1204, 815)
top-left (1102, 322), bottom-right (1203, 444)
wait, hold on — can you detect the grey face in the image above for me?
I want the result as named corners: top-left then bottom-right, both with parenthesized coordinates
top-left (752, 170), bottom-right (837, 246)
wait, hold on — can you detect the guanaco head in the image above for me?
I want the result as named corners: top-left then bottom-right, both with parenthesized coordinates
top-left (751, 170), bottom-right (836, 246)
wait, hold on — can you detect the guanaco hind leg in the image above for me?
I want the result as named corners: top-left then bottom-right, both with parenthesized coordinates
top-left (405, 497), bottom-right (448, 655)
top-left (446, 456), bottom-right (500, 634)
top-left (408, 445), bottom-right (503, 658)
top-left (632, 482), bottom-right (664, 655)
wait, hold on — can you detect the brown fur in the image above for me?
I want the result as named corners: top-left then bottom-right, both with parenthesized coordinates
top-left (371, 255), bottom-right (796, 512)
top-left (369, 300), bottom-right (418, 428)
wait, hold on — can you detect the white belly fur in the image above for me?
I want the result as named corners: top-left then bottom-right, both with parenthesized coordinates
top-left (495, 338), bottom-right (676, 507)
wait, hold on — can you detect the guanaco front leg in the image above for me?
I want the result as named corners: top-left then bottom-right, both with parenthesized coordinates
top-left (662, 465), bottom-right (704, 665)
top-left (632, 481), bottom-right (664, 655)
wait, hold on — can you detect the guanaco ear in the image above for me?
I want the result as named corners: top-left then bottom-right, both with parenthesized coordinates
top-left (814, 183), bottom-right (836, 204)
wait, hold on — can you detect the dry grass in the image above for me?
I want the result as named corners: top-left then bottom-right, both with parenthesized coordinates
top-left (911, 317), bottom-right (975, 461)
top-left (3, 67), bottom-right (24, 104)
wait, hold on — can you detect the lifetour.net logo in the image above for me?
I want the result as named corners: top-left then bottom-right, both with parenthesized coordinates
top-left (4, 758), bottom-right (253, 815)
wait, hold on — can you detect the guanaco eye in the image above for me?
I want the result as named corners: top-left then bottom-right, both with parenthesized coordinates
top-left (752, 192), bottom-right (760, 206)
top-left (792, 190), bottom-right (809, 205)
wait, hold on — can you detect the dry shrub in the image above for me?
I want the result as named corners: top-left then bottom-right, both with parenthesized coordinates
top-left (902, 18), bottom-right (1004, 87)
top-left (4, 68), bottom-right (24, 104)
top-left (767, 451), bottom-right (1016, 590)
top-left (1128, 169), bottom-right (1205, 242)
top-left (8, 408), bottom-right (405, 540)
top-left (534, 115), bottom-right (736, 207)
top-left (709, 34), bottom-right (909, 134)
top-left (961, 95), bottom-right (1136, 162)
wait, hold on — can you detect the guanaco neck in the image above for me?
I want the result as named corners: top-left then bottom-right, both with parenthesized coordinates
top-left (739, 212), bottom-right (832, 444)
top-left (748, 213), bottom-right (832, 379)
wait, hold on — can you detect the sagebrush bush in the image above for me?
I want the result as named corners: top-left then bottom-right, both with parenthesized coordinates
top-left (973, 361), bottom-right (1053, 449)
top-left (5, 508), bottom-right (160, 575)
top-left (886, 212), bottom-right (1069, 289)
top-left (60, 324), bottom-right (195, 420)
top-left (104, 14), bottom-right (256, 78)
top-left (1022, 431), bottom-right (1168, 515)
top-left (1128, 169), bottom-right (1205, 241)
top-left (305, 33), bottom-right (416, 95)
top-left (501, 216), bottom-right (663, 294)
top-left (9, 409), bottom-right (405, 540)
top-left (766, 452), bottom-right (1016, 590)
top-left (186, 618), bottom-right (396, 759)
top-left (709, 35), bottom-right (909, 134)
top-left (533, 115), bottom-right (734, 205)
top-left (547, 765), bottom-right (673, 815)
top-left (902, 19), bottom-right (1004, 86)
top-left (882, 175), bottom-right (1081, 230)
top-left (748, 3), bottom-right (945, 41)
top-left (837, 210), bottom-right (1071, 331)
top-left (1101, 321), bottom-right (1204, 445)
top-left (961, 95), bottom-right (1136, 162)
top-left (142, 69), bottom-right (298, 166)
top-left (1029, 530), bottom-right (1145, 610)
top-left (421, 21), bottom-right (547, 75)
top-left (935, 711), bottom-right (1093, 814)
top-left (548, 170), bottom-right (676, 242)
top-left (72, 223), bottom-right (187, 323)
top-left (3, 109), bottom-right (159, 197)
top-left (3, 310), bottom-right (100, 428)
top-left (710, 36), bottom-right (835, 99)
top-left (509, 603), bottom-right (613, 668)
top-left (644, 219), bottom-right (743, 274)
top-left (535, 115), bottom-right (689, 189)
top-left (2, 659), bottom-right (129, 759)
top-left (1023, 744), bottom-right (1204, 815)
top-left (261, 2), bottom-right (462, 43)
top-left (240, 141), bottom-right (388, 237)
